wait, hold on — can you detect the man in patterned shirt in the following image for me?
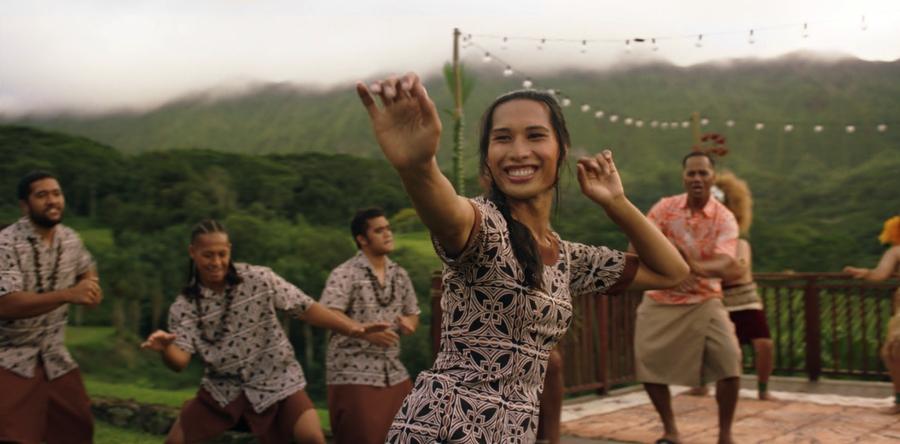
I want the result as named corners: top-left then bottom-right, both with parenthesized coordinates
top-left (0, 171), bottom-right (102, 444)
top-left (320, 207), bottom-right (420, 444)
top-left (141, 219), bottom-right (389, 444)
top-left (634, 151), bottom-right (743, 444)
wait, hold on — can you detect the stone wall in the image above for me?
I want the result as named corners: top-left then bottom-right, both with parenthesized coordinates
top-left (91, 396), bottom-right (306, 443)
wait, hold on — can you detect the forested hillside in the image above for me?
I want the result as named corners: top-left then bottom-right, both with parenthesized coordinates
top-left (2, 53), bottom-right (899, 373)
top-left (6, 52), bottom-right (899, 175)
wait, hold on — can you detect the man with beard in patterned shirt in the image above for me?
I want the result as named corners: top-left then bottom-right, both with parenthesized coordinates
top-left (320, 207), bottom-right (420, 444)
top-left (0, 171), bottom-right (103, 444)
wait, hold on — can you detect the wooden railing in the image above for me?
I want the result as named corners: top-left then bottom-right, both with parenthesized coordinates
top-left (756, 273), bottom-right (899, 380)
top-left (431, 273), bottom-right (900, 395)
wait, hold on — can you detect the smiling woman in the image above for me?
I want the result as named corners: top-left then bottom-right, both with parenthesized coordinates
top-left (356, 72), bottom-right (689, 443)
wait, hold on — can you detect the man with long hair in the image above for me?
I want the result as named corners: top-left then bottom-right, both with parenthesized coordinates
top-left (0, 171), bottom-right (102, 443)
top-left (142, 219), bottom-right (390, 444)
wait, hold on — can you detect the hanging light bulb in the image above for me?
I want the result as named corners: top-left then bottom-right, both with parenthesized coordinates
top-left (594, 110), bottom-right (604, 118)
top-left (625, 39), bottom-right (632, 54)
top-left (501, 36), bottom-right (508, 50)
top-left (561, 98), bottom-right (571, 107)
top-left (580, 104), bottom-right (590, 112)
top-left (650, 121), bottom-right (659, 128)
top-left (670, 121), bottom-right (679, 128)
top-left (802, 23), bottom-right (809, 38)
top-left (695, 34), bottom-right (703, 48)
top-left (726, 120), bottom-right (735, 127)
top-left (635, 120), bottom-right (645, 128)
top-left (755, 123), bottom-right (764, 130)
top-left (700, 118), bottom-right (709, 126)
top-left (483, 52), bottom-right (492, 63)
top-left (581, 40), bottom-right (587, 54)
top-left (652, 38), bottom-right (659, 52)
top-left (877, 124), bottom-right (887, 132)
top-left (503, 66), bottom-right (513, 77)
top-left (624, 118), bottom-right (634, 126)
top-left (814, 125), bottom-right (823, 132)
top-left (537, 38), bottom-right (546, 50)
top-left (748, 30), bottom-right (755, 44)
top-left (846, 125), bottom-right (856, 133)
top-left (661, 122), bottom-right (669, 129)
top-left (860, 15), bottom-right (867, 31)
top-left (547, 88), bottom-right (556, 96)
top-left (523, 78), bottom-right (533, 89)
top-left (610, 115), bottom-right (619, 123)
top-left (681, 121), bottom-right (690, 128)
top-left (784, 124), bottom-right (794, 132)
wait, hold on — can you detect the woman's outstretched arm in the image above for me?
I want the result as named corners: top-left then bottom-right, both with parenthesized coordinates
top-left (577, 151), bottom-right (689, 290)
top-left (356, 73), bottom-right (474, 256)
top-left (844, 245), bottom-right (900, 282)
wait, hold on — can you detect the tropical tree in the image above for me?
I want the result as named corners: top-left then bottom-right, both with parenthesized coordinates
top-left (442, 62), bottom-right (477, 195)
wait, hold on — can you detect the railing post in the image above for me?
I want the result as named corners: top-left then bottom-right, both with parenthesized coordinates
top-left (803, 276), bottom-right (822, 381)
top-left (431, 270), bottom-right (443, 363)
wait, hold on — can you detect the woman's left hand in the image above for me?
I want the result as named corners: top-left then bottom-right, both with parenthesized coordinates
top-left (577, 150), bottom-right (625, 207)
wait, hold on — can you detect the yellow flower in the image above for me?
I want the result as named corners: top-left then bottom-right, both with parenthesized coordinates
top-left (879, 216), bottom-right (900, 246)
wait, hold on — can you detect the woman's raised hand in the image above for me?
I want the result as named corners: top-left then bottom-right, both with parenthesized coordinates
top-left (577, 150), bottom-right (625, 207)
top-left (356, 73), bottom-right (442, 171)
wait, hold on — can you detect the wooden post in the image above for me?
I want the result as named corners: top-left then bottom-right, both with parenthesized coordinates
top-left (803, 277), bottom-right (822, 381)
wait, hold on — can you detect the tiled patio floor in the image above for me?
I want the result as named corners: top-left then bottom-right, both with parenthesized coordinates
top-left (561, 383), bottom-right (900, 443)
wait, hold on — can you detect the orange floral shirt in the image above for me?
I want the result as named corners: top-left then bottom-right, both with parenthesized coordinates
top-left (644, 194), bottom-right (738, 305)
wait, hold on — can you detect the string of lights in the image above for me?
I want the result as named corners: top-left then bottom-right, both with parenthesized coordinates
top-left (461, 12), bottom-right (880, 53)
top-left (458, 15), bottom-right (896, 134)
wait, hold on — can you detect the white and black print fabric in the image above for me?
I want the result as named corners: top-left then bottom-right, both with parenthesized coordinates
top-left (168, 263), bottom-right (314, 413)
top-left (320, 250), bottom-right (420, 387)
top-left (387, 198), bottom-right (633, 443)
top-left (0, 217), bottom-right (94, 379)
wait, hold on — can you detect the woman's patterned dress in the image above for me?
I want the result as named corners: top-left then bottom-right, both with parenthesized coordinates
top-left (387, 198), bottom-right (636, 443)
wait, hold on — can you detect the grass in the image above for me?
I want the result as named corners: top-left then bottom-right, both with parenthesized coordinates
top-left (95, 421), bottom-right (162, 444)
top-left (78, 227), bottom-right (115, 252)
top-left (66, 325), bottom-right (116, 346)
top-left (84, 377), bottom-right (196, 408)
top-left (394, 231), bottom-right (441, 265)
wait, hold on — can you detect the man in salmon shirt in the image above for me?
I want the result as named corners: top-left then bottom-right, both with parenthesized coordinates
top-left (634, 151), bottom-right (742, 444)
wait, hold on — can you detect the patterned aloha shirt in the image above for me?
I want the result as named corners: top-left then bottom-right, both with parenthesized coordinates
top-left (168, 263), bottom-right (314, 413)
top-left (644, 193), bottom-right (739, 305)
top-left (0, 217), bottom-right (94, 379)
top-left (320, 250), bottom-right (420, 387)
top-left (387, 197), bottom-right (637, 443)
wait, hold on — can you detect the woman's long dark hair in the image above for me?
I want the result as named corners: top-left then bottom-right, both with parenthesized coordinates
top-left (181, 219), bottom-right (243, 301)
top-left (477, 90), bottom-right (571, 290)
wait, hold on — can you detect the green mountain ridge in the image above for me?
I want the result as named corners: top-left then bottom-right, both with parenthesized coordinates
top-left (6, 51), bottom-right (899, 170)
top-left (2, 51), bottom-right (899, 272)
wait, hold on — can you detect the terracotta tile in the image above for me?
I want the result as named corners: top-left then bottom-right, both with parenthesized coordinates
top-left (605, 426), bottom-right (664, 443)
top-left (561, 396), bottom-right (900, 444)
top-left (858, 433), bottom-right (900, 444)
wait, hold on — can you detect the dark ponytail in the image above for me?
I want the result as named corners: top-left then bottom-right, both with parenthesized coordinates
top-left (488, 186), bottom-right (545, 289)
top-left (477, 89), bottom-right (571, 291)
top-left (181, 220), bottom-right (243, 301)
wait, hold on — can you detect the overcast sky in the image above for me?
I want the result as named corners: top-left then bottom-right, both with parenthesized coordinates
top-left (2, 0), bottom-right (898, 116)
